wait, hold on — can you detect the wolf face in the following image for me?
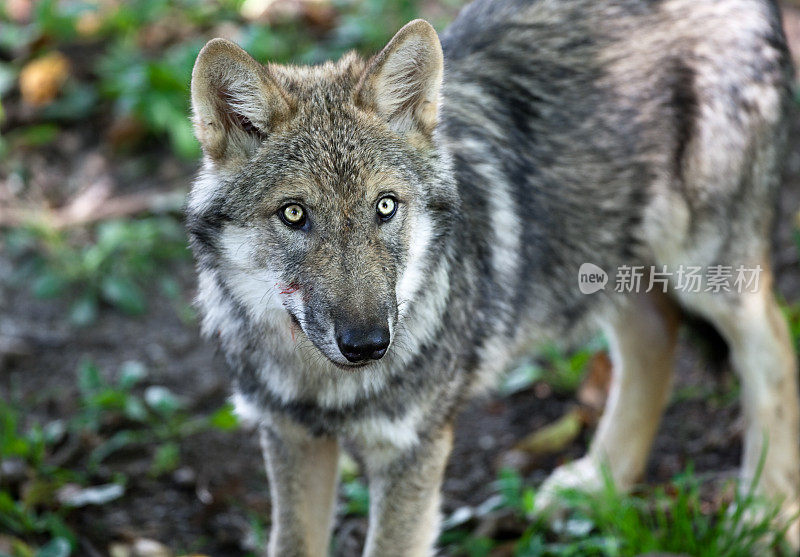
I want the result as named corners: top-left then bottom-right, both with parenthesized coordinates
top-left (188, 23), bottom-right (456, 368)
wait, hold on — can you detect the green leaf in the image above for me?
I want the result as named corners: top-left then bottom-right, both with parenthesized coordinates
top-left (0, 62), bottom-right (17, 96)
top-left (144, 386), bottom-right (181, 415)
top-left (35, 537), bottom-right (71, 557)
top-left (100, 276), bottom-right (145, 314)
top-left (123, 397), bottom-right (147, 423)
top-left (34, 0), bottom-right (79, 40)
top-left (151, 442), bottom-right (180, 476)
top-left (12, 124), bottom-right (59, 148)
top-left (0, 22), bottom-right (38, 52)
top-left (40, 82), bottom-right (97, 121)
top-left (93, 389), bottom-right (127, 411)
top-left (22, 478), bottom-right (62, 507)
top-left (342, 479), bottom-right (369, 516)
top-left (499, 362), bottom-right (543, 396)
top-left (77, 360), bottom-right (103, 395)
top-left (68, 296), bottom-right (98, 326)
top-left (169, 117), bottom-right (200, 159)
top-left (89, 430), bottom-right (141, 467)
top-left (521, 488), bottom-right (536, 516)
top-left (159, 276), bottom-right (181, 300)
top-left (118, 360), bottom-right (147, 390)
top-left (32, 272), bottom-right (67, 298)
top-left (209, 403), bottom-right (239, 431)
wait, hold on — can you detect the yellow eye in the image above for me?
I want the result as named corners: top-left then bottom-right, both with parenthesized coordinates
top-left (280, 203), bottom-right (306, 227)
top-left (376, 196), bottom-right (397, 220)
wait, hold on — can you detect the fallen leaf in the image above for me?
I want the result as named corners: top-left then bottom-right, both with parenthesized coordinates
top-left (6, 0), bottom-right (33, 23)
top-left (76, 11), bottom-right (103, 37)
top-left (19, 52), bottom-right (70, 106)
top-left (107, 116), bottom-right (147, 150)
top-left (300, 0), bottom-right (337, 33)
top-left (577, 350), bottom-right (612, 414)
top-left (131, 538), bottom-right (173, 557)
top-left (57, 482), bottom-right (124, 507)
top-left (513, 407), bottom-right (583, 455)
top-left (108, 543), bottom-right (131, 557)
top-left (21, 477), bottom-right (60, 507)
top-left (109, 539), bottom-right (174, 557)
top-left (240, 0), bottom-right (280, 20)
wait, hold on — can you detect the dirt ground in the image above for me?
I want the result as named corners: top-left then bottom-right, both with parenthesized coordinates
top-left (4, 7), bottom-right (800, 557)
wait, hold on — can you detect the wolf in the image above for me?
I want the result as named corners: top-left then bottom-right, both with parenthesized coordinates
top-left (186, 0), bottom-right (800, 554)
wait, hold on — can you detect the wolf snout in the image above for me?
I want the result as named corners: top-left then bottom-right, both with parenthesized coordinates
top-left (335, 324), bottom-right (390, 362)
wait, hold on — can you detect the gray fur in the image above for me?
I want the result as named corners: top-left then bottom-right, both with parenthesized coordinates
top-left (188, 0), bottom-right (799, 554)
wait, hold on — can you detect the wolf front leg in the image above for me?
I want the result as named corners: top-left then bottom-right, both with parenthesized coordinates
top-left (362, 425), bottom-right (454, 557)
top-left (259, 421), bottom-right (340, 557)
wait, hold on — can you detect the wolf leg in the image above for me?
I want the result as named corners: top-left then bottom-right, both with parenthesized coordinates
top-left (361, 425), bottom-right (453, 557)
top-left (260, 421), bottom-right (339, 557)
top-left (537, 290), bottom-right (679, 507)
top-left (675, 269), bottom-right (800, 548)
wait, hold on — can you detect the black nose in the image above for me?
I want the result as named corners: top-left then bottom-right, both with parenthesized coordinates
top-left (336, 326), bottom-right (390, 362)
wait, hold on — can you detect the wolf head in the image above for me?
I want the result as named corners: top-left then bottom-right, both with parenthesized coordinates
top-left (188, 20), bottom-right (457, 369)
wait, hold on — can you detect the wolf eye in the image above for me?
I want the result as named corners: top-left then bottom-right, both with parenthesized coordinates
top-left (280, 203), bottom-right (306, 227)
top-left (376, 196), bottom-right (397, 220)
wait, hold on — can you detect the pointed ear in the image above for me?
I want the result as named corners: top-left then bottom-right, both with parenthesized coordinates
top-left (355, 19), bottom-right (443, 136)
top-left (191, 39), bottom-right (291, 166)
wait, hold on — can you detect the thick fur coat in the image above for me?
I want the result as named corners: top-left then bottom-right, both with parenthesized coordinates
top-left (187, 0), bottom-right (800, 554)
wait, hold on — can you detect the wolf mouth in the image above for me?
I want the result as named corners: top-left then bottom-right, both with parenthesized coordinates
top-left (331, 360), bottom-right (371, 370)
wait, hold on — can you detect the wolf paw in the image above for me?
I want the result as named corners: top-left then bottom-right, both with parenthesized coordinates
top-left (533, 457), bottom-right (606, 518)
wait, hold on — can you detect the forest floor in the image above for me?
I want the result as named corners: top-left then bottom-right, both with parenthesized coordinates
top-left (3, 3), bottom-right (800, 556)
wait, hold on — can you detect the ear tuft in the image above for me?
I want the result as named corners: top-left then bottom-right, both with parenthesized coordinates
top-left (355, 20), bottom-right (443, 136)
top-left (191, 39), bottom-right (291, 166)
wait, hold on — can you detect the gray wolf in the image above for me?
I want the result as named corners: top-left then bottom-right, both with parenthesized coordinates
top-left (186, 0), bottom-right (800, 554)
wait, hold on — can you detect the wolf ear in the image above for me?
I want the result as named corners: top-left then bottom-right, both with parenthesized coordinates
top-left (191, 39), bottom-right (291, 166)
top-left (355, 19), bottom-right (443, 136)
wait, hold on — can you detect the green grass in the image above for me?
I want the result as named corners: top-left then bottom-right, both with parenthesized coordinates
top-left (0, 360), bottom-right (238, 556)
top-left (500, 338), bottom-right (606, 397)
top-left (442, 465), bottom-right (794, 557)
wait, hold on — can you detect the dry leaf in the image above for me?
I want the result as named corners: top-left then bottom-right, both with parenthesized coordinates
top-left (19, 52), bottom-right (70, 106)
top-left (6, 0), bottom-right (33, 23)
top-left (131, 539), bottom-right (172, 557)
top-left (76, 11), bottom-right (104, 37)
top-left (577, 350), bottom-right (612, 413)
top-left (111, 541), bottom-right (175, 557)
top-left (513, 407), bottom-right (583, 455)
top-left (241, 0), bottom-right (282, 20)
top-left (107, 116), bottom-right (147, 150)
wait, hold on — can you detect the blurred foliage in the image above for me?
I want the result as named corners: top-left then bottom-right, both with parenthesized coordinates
top-left (500, 338), bottom-right (606, 397)
top-left (0, 359), bottom-right (238, 555)
top-left (3, 217), bottom-right (192, 325)
top-left (441, 465), bottom-right (795, 557)
top-left (0, 0), bottom-right (434, 159)
top-left (339, 453), bottom-right (370, 517)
